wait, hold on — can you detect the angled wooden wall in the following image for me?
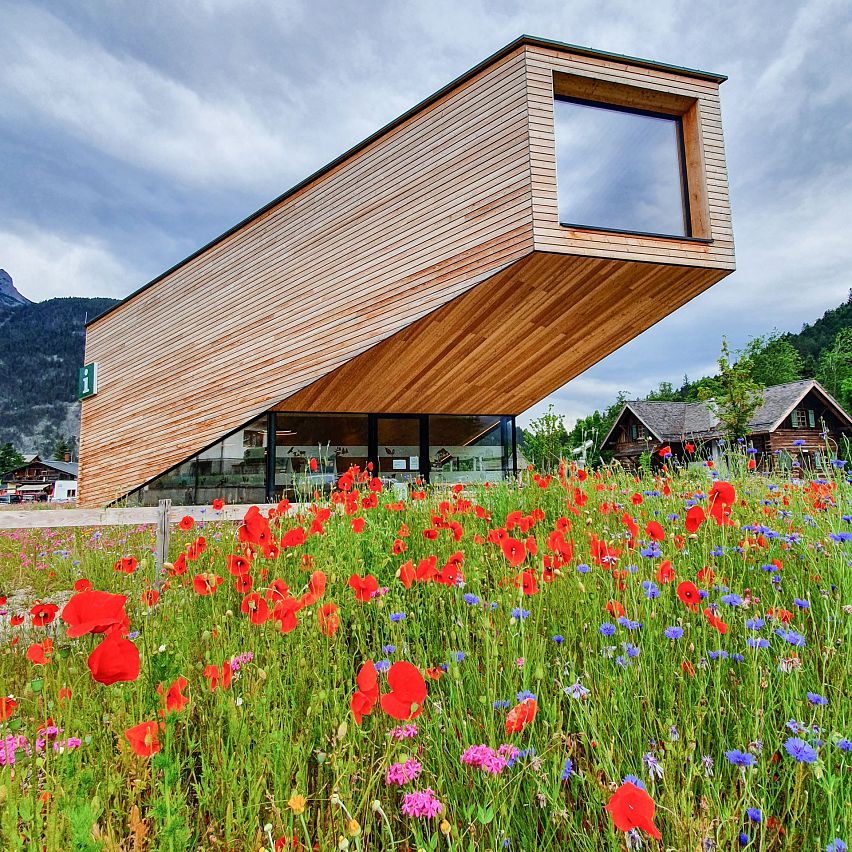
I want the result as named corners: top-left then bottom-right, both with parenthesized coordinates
top-left (79, 47), bottom-right (535, 506)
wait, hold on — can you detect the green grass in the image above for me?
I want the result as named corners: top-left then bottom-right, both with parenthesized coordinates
top-left (0, 463), bottom-right (850, 851)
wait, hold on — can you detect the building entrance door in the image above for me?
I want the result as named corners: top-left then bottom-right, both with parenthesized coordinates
top-left (371, 415), bottom-right (428, 483)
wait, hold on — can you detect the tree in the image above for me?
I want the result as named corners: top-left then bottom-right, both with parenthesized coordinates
top-left (817, 327), bottom-right (852, 411)
top-left (743, 332), bottom-right (803, 386)
top-left (646, 381), bottom-right (679, 401)
top-left (700, 338), bottom-right (764, 441)
top-left (0, 443), bottom-right (25, 475)
top-left (523, 404), bottom-right (569, 472)
top-left (52, 437), bottom-right (71, 461)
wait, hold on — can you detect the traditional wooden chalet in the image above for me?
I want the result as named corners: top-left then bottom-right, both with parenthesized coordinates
top-left (601, 379), bottom-right (852, 470)
top-left (1, 455), bottom-right (79, 500)
top-left (78, 35), bottom-right (735, 506)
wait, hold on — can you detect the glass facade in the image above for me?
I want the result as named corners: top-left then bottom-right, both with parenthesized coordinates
top-left (553, 97), bottom-right (688, 237)
top-left (128, 411), bottom-right (516, 505)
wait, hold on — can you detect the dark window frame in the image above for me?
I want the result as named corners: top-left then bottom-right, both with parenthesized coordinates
top-left (554, 94), bottom-right (693, 241)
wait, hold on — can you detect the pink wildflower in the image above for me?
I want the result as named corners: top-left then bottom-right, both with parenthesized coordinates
top-left (460, 743), bottom-right (519, 775)
top-left (385, 759), bottom-right (423, 786)
top-left (401, 788), bottom-right (443, 819)
top-left (390, 723), bottom-right (418, 740)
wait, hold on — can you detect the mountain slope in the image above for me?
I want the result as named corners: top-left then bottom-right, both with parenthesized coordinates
top-left (0, 297), bottom-right (118, 454)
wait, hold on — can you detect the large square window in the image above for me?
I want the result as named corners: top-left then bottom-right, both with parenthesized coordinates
top-left (554, 97), bottom-right (689, 238)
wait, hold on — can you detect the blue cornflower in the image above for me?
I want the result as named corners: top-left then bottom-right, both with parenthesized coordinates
top-left (726, 749), bottom-right (757, 768)
top-left (622, 774), bottom-right (645, 790)
top-left (721, 593), bottom-right (744, 606)
top-left (793, 439), bottom-right (806, 446)
top-left (746, 807), bottom-right (761, 823)
top-left (492, 699), bottom-right (511, 710)
top-left (829, 532), bottom-right (852, 542)
top-left (837, 738), bottom-right (852, 753)
top-left (711, 546), bottom-right (724, 557)
top-left (746, 634), bottom-right (767, 649)
top-left (553, 634), bottom-right (565, 645)
top-left (776, 628), bottom-right (807, 647)
top-left (565, 678), bottom-right (590, 700)
top-left (561, 757), bottom-right (573, 780)
top-left (455, 651), bottom-right (465, 663)
top-left (599, 622), bottom-right (616, 637)
top-left (642, 580), bottom-right (660, 600)
top-left (739, 832), bottom-right (750, 846)
top-left (826, 840), bottom-right (847, 852)
top-left (615, 655), bottom-right (630, 668)
top-left (618, 617), bottom-right (642, 631)
top-left (576, 563), bottom-right (591, 574)
top-left (708, 650), bottom-right (729, 661)
top-left (784, 737), bottom-right (818, 763)
top-left (463, 593), bottom-right (480, 605)
top-left (746, 617), bottom-right (765, 630)
top-left (664, 626), bottom-right (684, 640)
top-left (511, 607), bottom-right (530, 620)
top-left (794, 598), bottom-right (810, 609)
top-left (381, 644), bottom-right (396, 654)
top-left (374, 659), bottom-right (391, 673)
top-left (731, 653), bottom-right (745, 662)
top-left (389, 611), bottom-right (406, 623)
top-left (807, 692), bottom-right (828, 706)
top-left (624, 642), bottom-right (640, 659)
top-left (517, 689), bottom-right (536, 702)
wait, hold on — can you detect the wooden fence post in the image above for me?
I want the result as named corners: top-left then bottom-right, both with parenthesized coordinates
top-left (155, 499), bottom-right (171, 570)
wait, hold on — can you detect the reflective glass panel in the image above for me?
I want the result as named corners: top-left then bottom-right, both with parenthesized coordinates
top-left (274, 413), bottom-right (369, 499)
top-left (554, 98), bottom-right (687, 237)
top-left (377, 417), bottom-right (422, 482)
top-left (195, 417), bottom-right (267, 505)
top-left (429, 415), bottom-right (505, 484)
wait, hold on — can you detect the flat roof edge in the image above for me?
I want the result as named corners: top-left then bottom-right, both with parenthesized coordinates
top-left (86, 35), bottom-right (726, 328)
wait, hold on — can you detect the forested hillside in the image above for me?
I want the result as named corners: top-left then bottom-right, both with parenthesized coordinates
top-left (0, 297), bottom-right (118, 454)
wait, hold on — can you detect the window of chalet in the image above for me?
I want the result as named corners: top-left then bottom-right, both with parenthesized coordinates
top-left (628, 423), bottom-right (647, 441)
top-left (790, 408), bottom-right (816, 429)
top-left (553, 97), bottom-right (689, 238)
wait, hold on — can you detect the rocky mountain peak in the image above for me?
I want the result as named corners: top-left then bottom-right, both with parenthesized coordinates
top-left (0, 269), bottom-right (32, 308)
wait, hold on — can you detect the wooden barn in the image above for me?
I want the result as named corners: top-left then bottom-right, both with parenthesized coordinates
top-left (77, 35), bottom-right (735, 506)
top-left (601, 379), bottom-right (852, 470)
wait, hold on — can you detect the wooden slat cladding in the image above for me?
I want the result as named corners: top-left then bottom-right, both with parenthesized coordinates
top-left (79, 38), bottom-right (735, 506)
top-left (79, 48), bottom-right (535, 506)
top-left (523, 45), bottom-right (735, 268)
top-left (276, 252), bottom-right (726, 416)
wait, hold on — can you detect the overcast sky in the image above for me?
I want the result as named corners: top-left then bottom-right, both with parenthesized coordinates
top-left (2, 0), bottom-right (851, 426)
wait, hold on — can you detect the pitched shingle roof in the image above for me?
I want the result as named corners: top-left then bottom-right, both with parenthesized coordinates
top-left (608, 379), bottom-right (850, 446)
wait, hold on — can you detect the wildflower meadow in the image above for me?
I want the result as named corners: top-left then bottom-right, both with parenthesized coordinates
top-left (1, 457), bottom-right (850, 851)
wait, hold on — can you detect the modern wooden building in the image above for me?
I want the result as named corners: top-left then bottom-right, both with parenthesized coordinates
top-left (78, 35), bottom-right (735, 506)
top-left (601, 379), bottom-right (852, 470)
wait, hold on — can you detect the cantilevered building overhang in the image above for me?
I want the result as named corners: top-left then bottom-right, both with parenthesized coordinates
top-left (78, 35), bottom-right (734, 506)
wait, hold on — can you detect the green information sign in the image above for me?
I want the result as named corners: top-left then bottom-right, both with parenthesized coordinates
top-left (78, 363), bottom-right (98, 399)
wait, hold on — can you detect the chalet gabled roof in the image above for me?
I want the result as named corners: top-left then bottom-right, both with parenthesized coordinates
top-left (4, 458), bottom-right (79, 478)
top-left (602, 379), bottom-right (852, 450)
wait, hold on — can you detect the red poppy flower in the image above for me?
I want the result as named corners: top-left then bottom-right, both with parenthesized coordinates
top-left (425, 667), bottom-right (445, 680)
top-left (685, 505), bottom-right (706, 534)
top-left (61, 591), bottom-right (129, 638)
top-left (141, 589), bottom-right (159, 607)
top-left (398, 560), bottom-right (416, 590)
top-left (605, 781), bottom-right (661, 839)
top-left (505, 698), bottom-right (537, 735)
top-left (657, 445), bottom-right (672, 458)
top-left (186, 536), bottom-right (207, 560)
top-left (238, 592), bottom-right (268, 625)
top-left (656, 560), bottom-right (675, 584)
top-left (392, 538), bottom-right (406, 555)
top-left (351, 660), bottom-right (379, 724)
top-left (239, 506), bottom-right (273, 548)
top-left (606, 600), bottom-right (625, 619)
top-left (415, 556), bottom-right (437, 582)
top-left (317, 603), bottom-right (339, 636)
top-left (30, 603), bottom-right (59, 627)
top-left (685, 442), bottom-right (695, 454)
top-left (178, 515), bottom-right (195, 531)
top-left (697, 566), bottom-right (714, 585)
top-left (351, 517), bottom-right (365, 533)
top-left (703, 608), bottom-right (728, 634)
top-left (380, 661), bottom-right (427, 721)
top-left (227, 554), bottom-right (252, 576)
top-left (59, 687), bottom-right (72, 702)
top-left (73, 578), bottom-right (93, 592)
top-left (88, 632), bottom-right (140, 685)
top-left (500, 537), bottom-right (526, 567)
top-left (708, 482), bottom-right (736, 526)
top-left (10, 614), bottom-right (24, 627)
top-left (1, 696), bottom-right (17, 720)
top-left (423, 528), bottom-right (439, 541)
top-left (234, 574), bottom-right (253, 593)
top-left (682, 660), bottom-right (695, 677)
top-left (113, 557), bottom-right (137, 574)
top-left (265, 578), bottom-right (290, 603)
top-left (514, 569), bottom-right (538, 596)
top-left (646, 522), bottom-right (665, 542)
top-left (193, 573), bottom-right (223, 596)
top-left (157, 677), bottom-right (189, 716)
top-left (212, 498), bottom-right (224, 511)
top-left (281, 527), bottom-right (307, 549)
top-left (631, 493), bottom-right (643, 506)
top-left (125, 721), bottom-right (161, 757)
top-left (169, 553), bottom-right (187, 576)
top-left (203, 660), bottom-right (233, 691)
top-left (26, 639), bottom-right (53, 665)
top-left (273, 597), bottom-right (301, 633)
top-left (299, 571), bottom-right (326, 608)
top-left (677, 581), bottom-right (701, 611)
top-left (348, 573), bottom-right (378, 602)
